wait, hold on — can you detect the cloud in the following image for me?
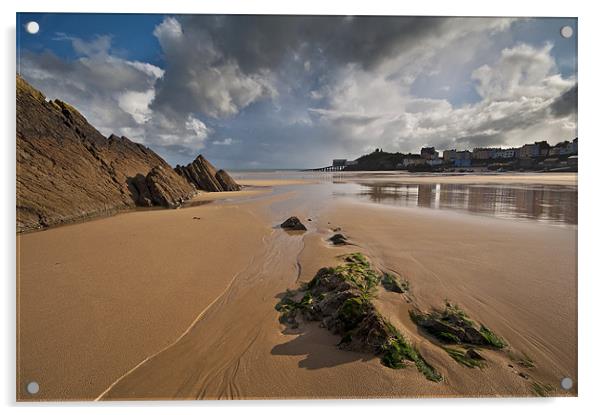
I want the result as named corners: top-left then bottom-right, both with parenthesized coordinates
top-left (213, 137), bottom-right (235, 146)
top-left (472, 43), bottom-right (573, 101)
top-left (308, 39), bottom-right (576, 155)
top-left (150, 17), bottom-right (276, 119)
top-left (550, 84), bottom-right (577, 117)
top-left (19, 15), bottom-right (577, 168)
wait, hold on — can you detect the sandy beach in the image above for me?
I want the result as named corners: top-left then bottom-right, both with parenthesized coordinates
top-left (17, 173), bottom-right (577, 400)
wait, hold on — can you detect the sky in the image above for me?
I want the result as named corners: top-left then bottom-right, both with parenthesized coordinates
top-left (17, 13), bottom-right (577, 169)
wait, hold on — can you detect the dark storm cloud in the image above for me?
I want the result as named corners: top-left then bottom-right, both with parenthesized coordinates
top-left (177, 15), bottom-right (449, 72)
top-left (550, 85), bottom-right (577, 117)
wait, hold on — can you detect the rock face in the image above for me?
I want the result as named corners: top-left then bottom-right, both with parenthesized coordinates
top-left (129, 166), bottom-right (196, 208)
top-left (17, 75), bottom-right (230, 232)
top-left (175, 155), bottom-right (241, 192)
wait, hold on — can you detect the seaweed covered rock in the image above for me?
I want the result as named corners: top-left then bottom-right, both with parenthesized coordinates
top-left (410, 302), bottom-right (505, 348)
top-left (275, 253), bottom-right (441, 381)
top-left (381, 273), bottom-right (409, 293)
top-left (280, 216), bottom-right (307, 231)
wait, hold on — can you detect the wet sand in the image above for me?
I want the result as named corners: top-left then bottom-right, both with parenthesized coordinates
top-left (17, 173), bottom-right (577, 400)
top-left (17, 201), bottom-right (272, 400)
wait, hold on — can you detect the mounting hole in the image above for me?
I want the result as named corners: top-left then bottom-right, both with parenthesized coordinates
top-left (25, 21), bottom-right (39, 34)
top-left (560, 25), bottom-right (573, 39)
top-left (560, 377), bottom-right (573, 390)
top-left (26, 381), bottom-right (40, 395)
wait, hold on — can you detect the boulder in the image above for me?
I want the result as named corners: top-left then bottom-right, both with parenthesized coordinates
top-left (329, 233), bottom-right (348, 245)
top-left (280, 216), bottom-right (307, 231)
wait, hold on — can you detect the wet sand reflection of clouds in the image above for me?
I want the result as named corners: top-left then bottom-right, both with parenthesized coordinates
top-left (351, 182), bottom-right (577, 225)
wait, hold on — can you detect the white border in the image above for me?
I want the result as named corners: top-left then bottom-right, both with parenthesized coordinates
top-left (3, 1), bottom-right (601, 414)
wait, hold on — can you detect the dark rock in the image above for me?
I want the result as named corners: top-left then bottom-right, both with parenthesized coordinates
top-left (329, 233), bottom-right (348, 245)
top-left (280, 216), bottom-right (307, 231)
top-left (144, 165), bottom-right (196, 208)
top-left (519, 372), bottom-right (530, 379)
top-left (215, 169), bottom-right (242, 191)
top-left (175, 155), bottom-right (240, 192)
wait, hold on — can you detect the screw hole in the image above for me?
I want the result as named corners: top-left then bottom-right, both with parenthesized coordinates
top-left (26, 381), bottom-right (40, 395)
top-left (560, 25), bottom-right (573, 39)
top-left (560, 377), bottom-right (573, 390)
top-left (25, 21), bottom-right (40, 35)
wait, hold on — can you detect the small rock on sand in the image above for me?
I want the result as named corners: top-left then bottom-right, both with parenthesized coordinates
top-left (329, 233), bottom-right (348, 245)
top-left (280, 216), bottom-right (307, 231)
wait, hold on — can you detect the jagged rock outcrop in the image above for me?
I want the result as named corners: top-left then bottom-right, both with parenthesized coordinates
top-left (129, 166), bottom-right (196, 208)
top-left (175, 155), bottom-right (241, 192)
top-left (16, 75), bottom-right (196, 232)
top-left (215, 169), bottom-right (241, 191)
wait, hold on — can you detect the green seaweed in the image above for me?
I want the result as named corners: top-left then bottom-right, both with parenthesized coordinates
top-left (411, 303), bottom-right (506, 349)
top-left (531, 381), bottom-right (554, 397)
top-left (381, 335), bottom-right (442, 382)
top-left (381, 273), bottom-right (409, 293)
top-left (380, 320), bottom-right (442, 382)
top-left (443, 347), bottom-right (486, 368)
top-left (479, 325), bottom-right (506, 349)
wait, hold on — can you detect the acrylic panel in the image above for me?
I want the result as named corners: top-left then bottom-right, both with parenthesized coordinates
top-left (16, 13), bottom-right (578, 401)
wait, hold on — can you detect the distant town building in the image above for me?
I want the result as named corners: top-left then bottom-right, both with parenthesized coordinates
top-left (549, 138), bottom-right (578, 156)
top-left (518, 144), bottom-right (540, 159)
top-left (442, 149), bottom-right (455, 161)
top-left (492, 148), bottom-right (517, 159)
top-left (332, 159), bottom-right (347, 167)
top-left (420, 147), bottom-right (438, 160)
top-left (535, 141), bottom-right (551, 157)
top-left (426, 158), bottom-right (443, 167)
top-left (473, 148), bottom-right (495, 160)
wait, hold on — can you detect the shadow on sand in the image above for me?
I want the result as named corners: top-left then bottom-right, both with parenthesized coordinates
top-left (271, 320), bottom-right (373, 370)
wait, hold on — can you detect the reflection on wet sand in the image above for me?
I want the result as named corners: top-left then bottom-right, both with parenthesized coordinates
top-left (353, 182), bottom-right (577, 225)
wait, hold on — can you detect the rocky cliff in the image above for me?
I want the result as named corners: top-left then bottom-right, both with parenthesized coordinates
top-left (175, 155), bottom-right (241, 192)
top-left (17, 75), bottom-right (239, 232)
